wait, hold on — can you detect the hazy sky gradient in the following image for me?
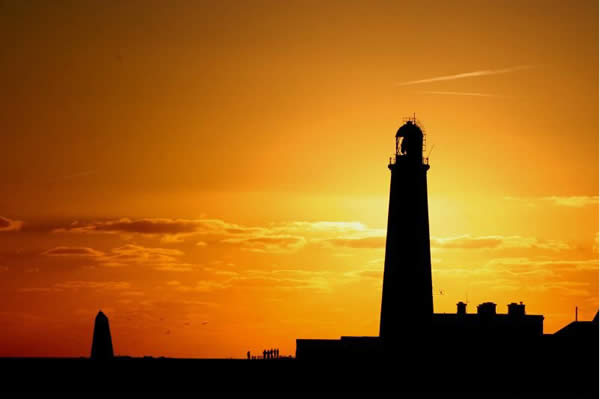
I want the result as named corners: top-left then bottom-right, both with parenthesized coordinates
top-left (0, 0), bottom-right (597, 358)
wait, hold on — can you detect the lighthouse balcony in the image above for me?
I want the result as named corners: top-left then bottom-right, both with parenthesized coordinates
top-left (388, 154), bottom-right (429, 167)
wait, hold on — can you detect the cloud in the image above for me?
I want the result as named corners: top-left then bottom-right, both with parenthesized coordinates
top-left (100, 244), bottom-right (193, 271)
top-left (53, 280), bottom-right (132, 290)
top-left (51, 217), bottom-right (574, 256)
top-left (434, 254), bottom-right (598, 299)
top-left (54, 218), bottom-right (370, 236)
top-left (204, 268), bottom-right (239, 277)
top-left (54, 218), bottom-right (207, 235)
top-left (505, 195), bottom-right (599, 207)
top-left (53, 218), bottom-right (271, 247)
top-left (199, 266), bottom-right (384, 293)
top-left (525, 281), bottom-right (592, 297)
top-left (43, 246), bottom-right (105, 257)
top-left (167, 280), bottom-right (230, 293)
top-left (343, 269), bottom-right (383, 280)
top-left (430, 235), bottom-right (570, 251)
top-left (488, 257), bottom-right (598, 272)
top-left (472, 257), bottom-right (597, 296)
top-left (42, 244), bottom-right (194, 271)
top-left (153, 263), bottom-right (194, 272)
top-left (398, 65), bottom-right (535, 86)
top-left (322, 236), bottom-right (386, 249)
top-left (0, 216), bottom-right (23, 232)
top-left (19, 280), bottom-right (131, 293)
top-left (53, 218), bottom-right (377, 253)
top-left (542, 196), bottom-right (599, 207)
top-left (197, 268), bottom-right (337, 291)
top-left (119, 291), bottom-right (145, 297)
top-left (192, 281), bottom-right (229, 292)
top-left (229, 274), bottom-right (330, 291)
top-left (240, 227), bottom-right (571, 254)
top-left (53, 217), bottom-right (293, 238)
top-left (280, 221), bottom-right (369, 233)
top-left (109, 244), bottom-right (183, 260)
top-left (221, 235), bottom-right (306, 253)
top-left (321, 234), bottom-right (570, 251)
top-left (431, 236), bottom-right (503, 249)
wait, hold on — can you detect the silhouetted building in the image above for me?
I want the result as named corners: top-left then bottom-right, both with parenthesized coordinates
top-left (380, 118), bottom-right (433, 340)
top-left (554, 311), bottom-right (599, 338)
top-left (296, 336), bottom-right (383, 360)
top-left (296, 119), bottom-right (550, 360)
top-left (297, 301), bottom-right (544, 359)
top-left (432, 302), bottom-right (543, 338)
top-left (91, 311), bottom-right (114, 359)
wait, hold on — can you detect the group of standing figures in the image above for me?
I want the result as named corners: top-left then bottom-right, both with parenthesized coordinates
top-left (247, 348), bottom-right (280, 360)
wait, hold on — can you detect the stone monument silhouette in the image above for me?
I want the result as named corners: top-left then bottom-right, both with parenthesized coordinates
top-left (90, 310), bottom-right (114, 359)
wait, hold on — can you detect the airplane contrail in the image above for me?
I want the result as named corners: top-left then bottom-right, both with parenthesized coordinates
top-left (398, 65), bottom-right (535, 86)
top-left (418, 90), bottom-right (501, 97)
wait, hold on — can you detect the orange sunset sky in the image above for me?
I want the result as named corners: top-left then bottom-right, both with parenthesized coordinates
top-left (0, 0), bottom-right (598, 358)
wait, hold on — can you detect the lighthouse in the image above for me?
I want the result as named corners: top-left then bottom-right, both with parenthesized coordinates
top-left (296, 117), bottom-right (548, 361)
top-left (379, 118), bottom-right (434, 340)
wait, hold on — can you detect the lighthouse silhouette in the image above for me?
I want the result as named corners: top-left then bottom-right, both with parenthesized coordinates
top-left (91, 311), bottom-right (114, 359)
top-left (379, 117), bottom-right (434, 340)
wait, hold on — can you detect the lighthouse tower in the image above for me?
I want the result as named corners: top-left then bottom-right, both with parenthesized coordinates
top-left (379, 118), bottom-right (434, 341)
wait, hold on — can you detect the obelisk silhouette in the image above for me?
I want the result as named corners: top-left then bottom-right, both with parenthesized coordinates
top-left (91, 311), bottom-right (114, 359)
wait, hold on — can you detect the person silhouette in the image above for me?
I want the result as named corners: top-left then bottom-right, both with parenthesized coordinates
top-left (247, 350), bottom-right (250, 360)
top-left (276, 348), bottom-right (279, 358)
top-left (263, 349), bottom-right (266, 359)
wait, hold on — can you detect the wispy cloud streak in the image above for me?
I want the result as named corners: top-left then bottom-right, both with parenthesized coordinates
top-left (504, 195), bottom-right (599, 208)
top-left (398, 65), bottom-right (535, 86)
top-left (419, 91), bottom-right (500, 97)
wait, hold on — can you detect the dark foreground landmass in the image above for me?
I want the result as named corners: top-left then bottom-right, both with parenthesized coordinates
top-left (0, 349), bottom-right (597, 394)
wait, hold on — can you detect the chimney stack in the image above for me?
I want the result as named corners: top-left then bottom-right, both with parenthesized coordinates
top-left (508, 302), bottom-right (526, 317)
top-left (477, 302), bottom-right (497, 316)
